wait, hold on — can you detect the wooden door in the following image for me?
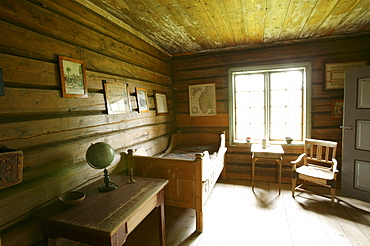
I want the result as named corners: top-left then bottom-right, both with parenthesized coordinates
top-left (342, 65), bottom-right (370, 202)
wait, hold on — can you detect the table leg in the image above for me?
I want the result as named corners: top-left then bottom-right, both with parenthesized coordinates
top-left (42, 222), bottom-right (57, 246)
top-left (44, 237), bottom-right (57, 246)
top-left (157, 190), bottom-right (166, 246)
top-left (275, 160), bottom-right (278, 183)
top-left (278, 158), bottom-right (282, 195)
top-left (252, 157), bottom-right (256, 191)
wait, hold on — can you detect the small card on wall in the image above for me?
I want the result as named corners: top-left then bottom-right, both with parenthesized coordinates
top-left (0, 68), bottom-right (4, 96)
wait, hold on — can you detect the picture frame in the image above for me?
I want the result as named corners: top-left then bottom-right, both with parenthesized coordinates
top-left (58, 55), bottom-right (88, 98)
top-left (325, 60), bottom-right (367, 89)
top-left (154, 91), bottom-right (169, 116)
top-left (331, 99), bottom-right (344, 119)
top-left (189, 83), bottom-right (217, 117)
top-left (135, 87), bottom-right (149, 113)
top-left (103, 81), bottom-right (131, 114)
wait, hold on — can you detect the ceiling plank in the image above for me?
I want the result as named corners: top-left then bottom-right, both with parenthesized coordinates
top-left (199, 0), bottom-right (236, 48)
top-left (333, 0), bottom-right (370, 34)
top-left (74, 0), bottom-right (170, 56)
top-left (221, 0), bottom-right (247, 46)
top-left (160, 0), bottom-right (209, 51)
top-left (183, 0), bottom-right (227, 50)
top-left (299, 0), bottom-right (339, 38)
top-left (78, 0), bottom-right (370, 55)
top-left (245, 0), bottom-right (267, 44)
top-left (280, 0), bottom-right (318, 41)
top-left (264, 0), bottom-right (291, 43)
top-left (134, 0), bottom-right (203, 53)
top-left (316, 0), bottom-right (364, 35)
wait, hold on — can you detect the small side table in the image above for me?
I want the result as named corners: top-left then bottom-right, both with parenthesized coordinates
top-left (251, 144), bottom-right (284, 194)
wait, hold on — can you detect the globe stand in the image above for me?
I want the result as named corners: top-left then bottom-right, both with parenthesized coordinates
top-left (98, 168), bottom-right (118, 192)
top-left (127, 168), bottom-right (136, 184)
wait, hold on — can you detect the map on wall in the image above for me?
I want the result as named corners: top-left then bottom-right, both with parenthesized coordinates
top-left (189, 83), bottom-right (217, 116)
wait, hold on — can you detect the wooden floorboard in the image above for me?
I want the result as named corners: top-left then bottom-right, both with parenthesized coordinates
top-left (55, 179), bottom-right (370, 246)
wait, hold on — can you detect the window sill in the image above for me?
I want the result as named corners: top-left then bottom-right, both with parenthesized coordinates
top-left (232, 141), bottom-right (305, 147)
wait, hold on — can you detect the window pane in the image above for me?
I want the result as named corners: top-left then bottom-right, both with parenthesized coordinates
top-left (287, 124), bottom-right (302, 140)
top-left (270, 69), bottom-right (303, 141)
top-left (251, 107), bottom-right (264, 123)
top-left (270, 123), bottom-right (302, 140)
top-left (235, 92), bottom-right (250, 107)
top-left (271, 71), bottom-right (303, 90)
top-left (271, 90), bottom-right (302, 107)
top-left (236, 123), bottom-right (248, 139)
top-left (235, 74), bottom-right (264, 91)
top-left (286, 107), bottom-right (302, 124)
top-left (250, 123), bottom-right (264, 139)
top-left (270, 123), bottom-right (286, 139)
top-left (270, 90), bottom-right (288, 106)
top-left (236, 108), bottom-right (251, 123)
top-left (236, 123), bottom-right (264, 140)
top-left (235, 106), bottom-right (264, 140)
top-left (250, 91), bottom-right (264, 107)
top-left (234, 73), bottom-right (265, 141)
top-left (286, 90), bottom-right (302, 106)
top-left (270, 106), bottom-right (285, 123)
top-left (231, 66), bottom-right (306, 143)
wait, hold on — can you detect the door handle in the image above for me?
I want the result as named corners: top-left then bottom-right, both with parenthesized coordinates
top-left (340, 126), bottom-right (353, 130)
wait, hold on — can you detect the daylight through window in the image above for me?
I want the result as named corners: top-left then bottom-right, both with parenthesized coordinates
top-left (229, 63), bottom-right (311, 144)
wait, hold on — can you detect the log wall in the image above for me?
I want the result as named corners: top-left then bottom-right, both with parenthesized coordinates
top-left (0, 0), bottom-right (173, 245)
top-left (1, 1), bottom-right (370, 245)
top-left (171, 35), bottom-right (370, 183)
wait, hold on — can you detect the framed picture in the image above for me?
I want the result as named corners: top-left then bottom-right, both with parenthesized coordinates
top-left (103, 81), bottom-right (131, 114)
top-left (331, 99), bottom-right (344, 119)
top-left (325, 60), bottom-right (367, 89)
top-left (189, 83), bottom-right (217, 116)
top-left (58, 55), bottom-right (88, 98)
top-left (135, 87), bottom-right (149, 113)
top-left (154, 91), bottom-right (169, 116)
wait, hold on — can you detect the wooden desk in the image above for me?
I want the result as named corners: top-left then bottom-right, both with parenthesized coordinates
top-left (251, 144), bottom-right (284, 194)
top-left (33, 175), bottom-right (168, 246)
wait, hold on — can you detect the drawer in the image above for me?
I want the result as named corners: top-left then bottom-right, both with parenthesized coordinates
top-left (254, 152), bottom-right (281, 158)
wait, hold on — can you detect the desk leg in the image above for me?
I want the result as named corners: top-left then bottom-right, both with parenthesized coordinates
top-left (41, 222), bottom-right (57, 246)
top-left (44, 236), bottom-right (57, 246)
top-left (252, 158), bottom-right (256, 191)
top-left (278, 158), bottom-right (282, 195)
top-left (157, 190), bottom-right (166, 246)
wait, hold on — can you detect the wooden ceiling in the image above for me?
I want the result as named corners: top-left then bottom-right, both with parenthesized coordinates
top-left (80, 0), bottom-right (370, 55)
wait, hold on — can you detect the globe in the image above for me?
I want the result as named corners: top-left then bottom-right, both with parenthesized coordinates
top-left (86, 142), bottom-right (117, 192)
top-left (86, 142), bottom-right (115, 169)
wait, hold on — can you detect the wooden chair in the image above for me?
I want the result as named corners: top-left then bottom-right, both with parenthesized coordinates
top-left (291, 139), bottom-right (338, 207)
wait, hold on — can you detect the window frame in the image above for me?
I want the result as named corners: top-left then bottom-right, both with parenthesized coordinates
top-left (228, 62), bottom-right (312, 146)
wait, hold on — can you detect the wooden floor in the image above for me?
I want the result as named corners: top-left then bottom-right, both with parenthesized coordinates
top-left (56, 179), bottom-right (370, 246)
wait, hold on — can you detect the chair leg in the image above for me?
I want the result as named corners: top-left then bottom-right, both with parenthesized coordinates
top-left (302, 180), bottom-right (307, 189)
top-left (330, 188), bottom-right (336, 208)
top-left (292, 177), bottom-right (296, 197)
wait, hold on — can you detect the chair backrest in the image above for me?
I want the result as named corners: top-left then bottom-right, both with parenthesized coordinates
top-left (304, 139), bottom-right (337, 165)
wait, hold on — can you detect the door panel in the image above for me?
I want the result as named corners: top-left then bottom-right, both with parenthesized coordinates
top-left (357, 78), bottom-right (370, 108)
top-left (342, 65), bottom-right (370, 202)
top-left (354, 160), bottom-right (370, 192)
top-left (356, 120), bottom-right (370, 150)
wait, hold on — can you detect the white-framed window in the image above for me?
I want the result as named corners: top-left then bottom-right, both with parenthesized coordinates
top-left (228, 63), bottom-right (311, 145)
